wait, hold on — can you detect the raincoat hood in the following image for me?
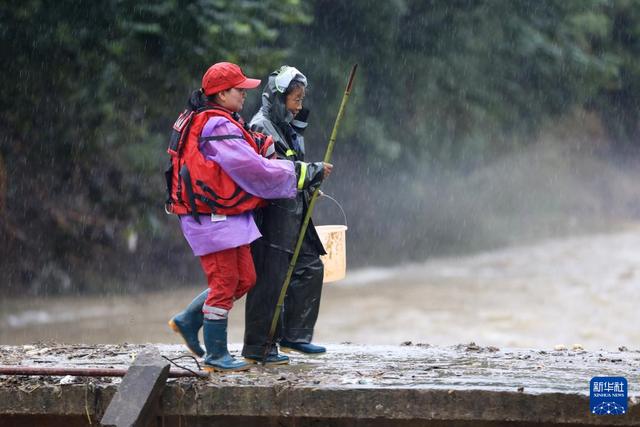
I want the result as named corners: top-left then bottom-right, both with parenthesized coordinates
top-left (258, 66), bottom-right (307, 128)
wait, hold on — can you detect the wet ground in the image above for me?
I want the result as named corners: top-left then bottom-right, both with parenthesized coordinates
top-left (1, 342), bottom-right (639, 395)
top-left (2, 227), bottom-right (640, 350)
top-left (2, 342), bottom-right (640, 426)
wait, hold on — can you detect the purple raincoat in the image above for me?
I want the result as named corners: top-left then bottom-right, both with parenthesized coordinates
top-left (179, 116), bottom-right (297, 256)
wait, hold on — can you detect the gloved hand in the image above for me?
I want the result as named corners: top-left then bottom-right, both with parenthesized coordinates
top-left (295, 161), bottom-right (333, 191)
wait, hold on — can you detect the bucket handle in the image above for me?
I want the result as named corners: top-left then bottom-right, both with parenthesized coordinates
top-left (319, 191), bottom-right (348, 228)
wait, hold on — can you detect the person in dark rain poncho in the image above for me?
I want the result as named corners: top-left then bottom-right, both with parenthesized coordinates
top-left (166, 62), bottom-right (331, 372)
top-left (242, 66), bottom-right (332, 364)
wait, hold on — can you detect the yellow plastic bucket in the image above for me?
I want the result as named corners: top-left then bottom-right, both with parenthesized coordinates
top-left (315, 225), bottom-right (347, 283)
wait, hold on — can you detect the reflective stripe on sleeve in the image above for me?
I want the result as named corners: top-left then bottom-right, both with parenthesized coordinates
top-left (285, 149), bottom-right (296, 157)
top-left (297, 162), bottom-right (307, 190)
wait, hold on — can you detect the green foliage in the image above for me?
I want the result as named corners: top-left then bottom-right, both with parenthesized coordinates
top-left (287, 0), bottom-right (622, 167)
top-left (587, 0), bottom-right (640, 152)
top-left (0, 0), bottom-right (309, 290)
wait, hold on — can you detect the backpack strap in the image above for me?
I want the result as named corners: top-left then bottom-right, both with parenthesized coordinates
top-left (195, 192), bottom-right (254, 211)
top-left (195, 180), bottom-right (244, 201)
top-left (198, 134), bottom-right (245, 143)
top-left (179, 164), bottom-right (202, 224)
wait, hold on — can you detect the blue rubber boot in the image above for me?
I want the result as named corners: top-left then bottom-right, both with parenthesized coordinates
top-left (280, 340), bottom-right (326, 354)
top-left (244, 345), bottom-right (290, 365)
top-left (203, 319), bottom-right (250, 372)
top-left (168, 289), bottom-right (207, 357)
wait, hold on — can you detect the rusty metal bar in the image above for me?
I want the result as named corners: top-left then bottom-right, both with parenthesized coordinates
top-left (0, 365), bottom-right (207, 378)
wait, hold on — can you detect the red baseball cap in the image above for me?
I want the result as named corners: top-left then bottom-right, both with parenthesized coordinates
top-left (201, 62), bottom-right (261, 95)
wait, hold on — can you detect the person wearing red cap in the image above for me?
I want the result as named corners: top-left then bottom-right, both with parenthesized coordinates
top-left (166, 62), bottom-right (332, 372)
top-left (201, 62), bottom-right (263, 95)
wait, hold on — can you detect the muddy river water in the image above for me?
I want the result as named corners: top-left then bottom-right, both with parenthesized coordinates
top-left (2, 227), bottom-right (640, 350)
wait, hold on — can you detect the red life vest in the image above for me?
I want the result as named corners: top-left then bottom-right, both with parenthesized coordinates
top-left (165, 106), bottom-right (273, 221)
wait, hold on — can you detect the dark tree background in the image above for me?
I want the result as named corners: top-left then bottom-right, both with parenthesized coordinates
top-left (2, 0), bottom-right (640, 294)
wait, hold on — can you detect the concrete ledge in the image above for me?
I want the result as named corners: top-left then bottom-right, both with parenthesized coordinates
top-left (1, 343), bottom-right (639, 426)
top-left (162, 385), bottom-right (639, 424)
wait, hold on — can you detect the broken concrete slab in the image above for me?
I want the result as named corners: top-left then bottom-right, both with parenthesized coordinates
top-left (100, 347), bottom-right (170, 427)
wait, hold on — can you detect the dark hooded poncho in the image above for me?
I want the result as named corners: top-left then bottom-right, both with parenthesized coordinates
top-left (248, 72), bottom-right (325, 255)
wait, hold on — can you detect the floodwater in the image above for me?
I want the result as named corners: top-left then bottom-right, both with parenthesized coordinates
top-left (2, 227), bottom-right (640, 350)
